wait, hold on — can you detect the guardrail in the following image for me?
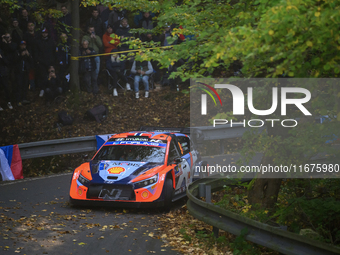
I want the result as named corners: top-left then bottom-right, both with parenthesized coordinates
top-left (18, 136), bottom-right (98, 159)
top-left (17, 124), bottom-right (248, 160)
top-left (186, 178), bottom-right (340, 255)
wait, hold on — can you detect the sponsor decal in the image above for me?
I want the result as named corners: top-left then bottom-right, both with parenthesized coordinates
top-left (174, 165), bottom-right (183, 177)
top-left (105, 141), bottom-right (166, 147)
top-left (174, 186), bottom-right (186, 195)
top-left (107, 167), bottom-right (125, 174)
top-left (78, 188), bottom-right (83, 196)
top-left (141, 191), bottom-right (149, 199)
top-left (115, 138), bottom-right (164, 143)
top-left (99, 189), bottom-right (122, 200)
top-left (110, 162), bottom-right (141, 167)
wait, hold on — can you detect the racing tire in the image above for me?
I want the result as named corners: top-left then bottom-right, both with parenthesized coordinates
top-left (199, 161), bottom-right (209, 178)
top-left (162, 178), bottom-right (174, 211)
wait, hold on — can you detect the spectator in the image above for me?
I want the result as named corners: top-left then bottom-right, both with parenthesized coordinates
top-left (102, 24), bottom-right (120, 54)
top-left (14, 41), bottom-right (33, 106)
top-left (115, 18), bottom-right (134, 53)
top-left (139, 11), bottom-right (156, 30)
top-left (86, 8), bottom-right (105, 38)
top-left (106, 48), bottom-right (131, 96)
top-left (160, 24), bottom-right (177, 46)
top-left (19, 9), bottom-right (31, 33)
top-left (45, 11), bottom-right (58, 42)
top-left (44, 66), bottom-right (62, 101)
top-left (131, 52), bottom-right (153, 99)
top-left (79, 39), bottom-right (98, 94)
top-left (142, 32), bottom-right (160, 44)
top-left (97, 4), bottom-right (111, 28)
top-left (23, 21), bottom-right (37, 53)
top-left (9, 18), bottom-right (23, 45)
top-left (34, 27), bottom-right (56, 97)
top-left (139, 12), bottom-right (157, 42)
top-left (34, 13), bottom-right (46, 34)
top-left (1, 33), bottom-right (18, 64)
top-left (58, 5), bottom-right (72, 35)
top-left (82, 25), bottom-right (103, 78)
top-left (0, 47), bottom-right (13, 110)
top-left (23, 21), bottom-right (38, 91)
top-left (56, 33), bottom-right (70, 91)
top-left (133, 11), bottom-right (155, 28)
top-left (1, 33), bottom-right (18, 91)
top-left (108, 7), bottom-right (126, 33)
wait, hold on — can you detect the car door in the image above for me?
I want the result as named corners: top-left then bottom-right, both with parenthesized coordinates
top-left (168, 137), bottom-right (188, 194)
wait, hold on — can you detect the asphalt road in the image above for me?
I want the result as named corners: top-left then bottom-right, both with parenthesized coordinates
top-left (0, 173), bottom-right (182, 255)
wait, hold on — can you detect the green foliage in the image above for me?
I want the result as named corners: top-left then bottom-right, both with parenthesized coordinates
top-left (179, 228), bottom-right (192, 242)
top-left (273, 179), bottom-right (340, 245)
top-left (216, 180), bottom-right (340, 246)
top-left (230, 228), bottom-right (259, 255)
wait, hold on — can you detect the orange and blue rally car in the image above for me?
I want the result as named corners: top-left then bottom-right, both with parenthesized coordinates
top-left (69, 127), bottom-right (205, 208)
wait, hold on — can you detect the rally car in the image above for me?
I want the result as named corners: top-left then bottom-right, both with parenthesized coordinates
top-left (69, 127), bottom-right (204, 208)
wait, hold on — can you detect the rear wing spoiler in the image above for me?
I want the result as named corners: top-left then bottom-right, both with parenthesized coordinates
top-left (138, 126), bottom-right (204, 144)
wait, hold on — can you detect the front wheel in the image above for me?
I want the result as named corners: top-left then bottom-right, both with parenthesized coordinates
top-left (162, 178), bottom-right (173, 210)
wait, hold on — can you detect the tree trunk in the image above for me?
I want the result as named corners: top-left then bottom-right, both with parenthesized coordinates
top-left (70, 0), bottom-right (80, 93)
top-left (247, 123), bottom-right (288, 209)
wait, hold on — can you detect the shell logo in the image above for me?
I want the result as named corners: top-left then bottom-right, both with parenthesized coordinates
top-left (107, 167), bottom-right (125, 174)
top-left (141, 191), bottom-right (149, 199)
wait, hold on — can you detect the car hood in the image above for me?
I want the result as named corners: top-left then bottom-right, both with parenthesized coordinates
top-left (90, 160), bottom-right (163, 184)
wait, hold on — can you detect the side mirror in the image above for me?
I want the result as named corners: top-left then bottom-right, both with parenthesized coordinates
top-left (174, 158), bottom-right (182, 164)
top-left (83, 154), bottom-right (91, 162)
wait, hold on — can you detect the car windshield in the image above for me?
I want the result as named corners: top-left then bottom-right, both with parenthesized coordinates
top-left (93, 145), bottom-right (166, 163)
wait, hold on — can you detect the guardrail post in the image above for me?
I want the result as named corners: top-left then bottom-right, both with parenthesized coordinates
top-left (205, 185), bottom-right (220, 238)
top-left (205, 185), bottom-right (211, 203)
top-left (198, 183), bottom-right (206, 197)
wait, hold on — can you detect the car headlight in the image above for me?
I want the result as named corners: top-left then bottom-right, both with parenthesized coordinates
top-left (78, 173), bottom-right (90, 185)
top-left (134, 174), bottom-right (158, 189)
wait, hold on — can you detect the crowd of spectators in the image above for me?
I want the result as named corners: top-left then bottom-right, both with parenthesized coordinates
top-left (0, 3), bottom-right (187, 110)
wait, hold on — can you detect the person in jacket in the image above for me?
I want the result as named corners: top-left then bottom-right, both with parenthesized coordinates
top-left (139, 12), bottom-right (157, 42)
top-left (34, 27), bottom-right (56, 97)
top-left (115, 18), bottom-right (134, 53)
top-left (131, 52), bottom-right (153, 99)
top-left (79, 39), bottom-right (98, 94)
top-left (23, 21), bottom-right (38, 91)
top-left (56, 33), bottom-right (70, 91)
top-left (44, 66), bottom-right (62, 101)
top-left (82, 25), bottom-right (103, 78)
top-left (58, 5), bottom-right (72, 35)
top-left (15, 41), bottom-right (33, 106)
top-left (9, 18), bottom-right (23, 45)
top-left (102, 24), bottom-right (120, 54)
top-left (19, 9), bottom-right (31, 33)
top-left (106, 48), bottom-right (131, 96)
top-left (0, 47), bottom-right (13, 110)
top-left (1, 33), bottom-right (18, 97)
top-left (86, 9), bottom-right (105, 38)
top-left (108, 8), bottom-right (126, 33)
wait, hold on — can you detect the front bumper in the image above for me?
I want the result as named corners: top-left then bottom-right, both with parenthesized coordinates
top-left (69, 196), bottom-right (165, 208)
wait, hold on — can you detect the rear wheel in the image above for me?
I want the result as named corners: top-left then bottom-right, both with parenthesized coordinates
top-left (162, 178), bottom-right (173, 210)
